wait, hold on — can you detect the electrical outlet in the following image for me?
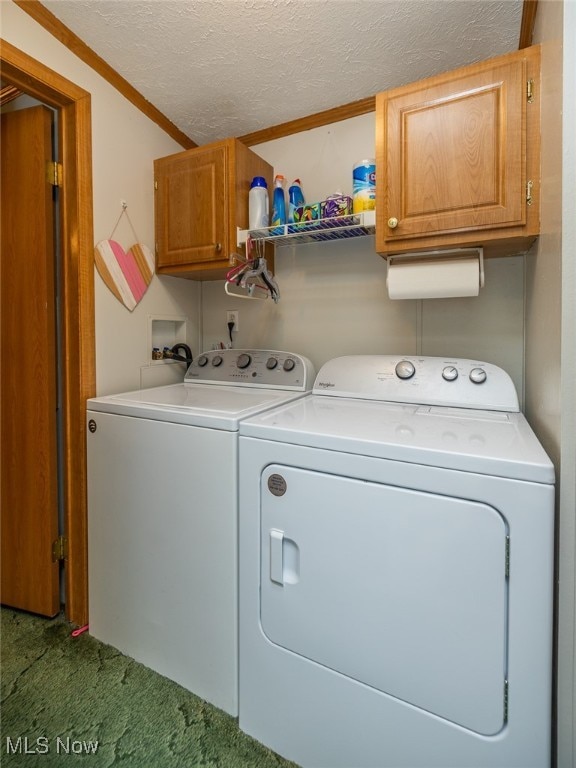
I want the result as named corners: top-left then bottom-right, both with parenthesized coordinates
top-left (226, 310), bottom-right (239, 332)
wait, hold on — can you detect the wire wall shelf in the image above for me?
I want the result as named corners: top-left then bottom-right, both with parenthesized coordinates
top-left (237, 210), bottom-right (375, 248)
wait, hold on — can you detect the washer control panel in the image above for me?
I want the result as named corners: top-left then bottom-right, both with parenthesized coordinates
top-left (314, 355), bottom-right (519, 412)
top-left (185, 349), bottom-right (315, 391)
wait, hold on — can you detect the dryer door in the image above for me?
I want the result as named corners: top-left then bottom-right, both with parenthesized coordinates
top-left (260, 465), bottom-right (508, 736)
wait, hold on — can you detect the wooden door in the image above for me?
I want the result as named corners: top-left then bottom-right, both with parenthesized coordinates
top-left (383, 57), bottom-right (525, 239)
top-left (154, 144), bottom-right (228, 271)
top-left (376, 46), bottom-right (540, 255)
top-left (1, 105), bottom-right (60, 617)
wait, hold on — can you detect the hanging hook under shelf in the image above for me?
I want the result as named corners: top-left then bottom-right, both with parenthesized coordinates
top-left (224, 253), bottom-right (280, 302)
top-left (224, 281), bottom-right (269, 301)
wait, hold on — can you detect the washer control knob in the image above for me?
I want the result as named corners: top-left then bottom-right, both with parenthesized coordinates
top-left (197, 355), bottom-right (209, 367)
top-left (236, 353), bottom-right (252, 369)
top-left (212, 355), bottom-right (223, 367)
top-left (266, 357), bottom-right (278, 370)
top-left (442, 366), bottom-right (458, 382)
top-left (470, 367), bottom-right (487, 384)
top-left (395, 360), bottom-right (415, 380)
top-left (283, 358), bottom-right (296, 372)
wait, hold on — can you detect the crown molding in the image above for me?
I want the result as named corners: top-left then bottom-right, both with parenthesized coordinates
top-left (519, 0), bottom-right (538, 49)
top-left (12, 0), bottom-right (196, 149)
top-left (14, 0), bottom-right (536, 149)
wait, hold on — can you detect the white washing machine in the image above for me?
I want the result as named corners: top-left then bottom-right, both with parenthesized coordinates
top-left (86, 349), bottom-right (314, 716)
top-left (239, 355), bottom-right (554, 768)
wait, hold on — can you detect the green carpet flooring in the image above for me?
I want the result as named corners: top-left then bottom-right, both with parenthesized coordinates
top-left (1, 608), bottom-right (299, 767)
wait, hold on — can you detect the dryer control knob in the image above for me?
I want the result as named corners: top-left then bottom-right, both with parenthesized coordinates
top-left (236, 353), bottom-right (252, 369)
top-left (469, 367), bottom-right (487, 384)
top-left (442, 366), bottom-right (459, 381)
top-left (283, 358), bottom-right (296, 372)
top-left (197, 355), bottom-right (209, 367)
top-left (212, 355), bottom-right (223, 367)
top-left (395, 360), bottom-right (415, 380)
top-left (266, 357), bottom-right (278, 370)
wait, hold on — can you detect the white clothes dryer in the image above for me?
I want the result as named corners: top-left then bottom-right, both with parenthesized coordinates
top-left (87, 349), bottom-right (314, 717)
top-left (239, 355), bottom-right (554, 768)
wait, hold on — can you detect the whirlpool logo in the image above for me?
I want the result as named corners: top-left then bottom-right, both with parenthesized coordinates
top-left (316, 381), bottom-right (335, 389)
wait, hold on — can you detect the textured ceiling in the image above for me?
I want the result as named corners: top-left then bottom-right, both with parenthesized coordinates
top-left (41, 0), bottom-right (524, 146)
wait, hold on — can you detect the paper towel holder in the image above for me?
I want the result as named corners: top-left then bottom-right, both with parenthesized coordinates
top-left (386, 247), bottom-right (485, 289)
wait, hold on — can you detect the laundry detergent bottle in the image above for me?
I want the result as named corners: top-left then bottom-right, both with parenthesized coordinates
top-left (288, 179), bottom-right (305, 223)
top-left (248, 176), bottom-right (269, 230)
top-left (271, 174), bottom-right (287, 233)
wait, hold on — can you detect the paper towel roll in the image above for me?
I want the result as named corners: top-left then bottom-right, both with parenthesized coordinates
top-left (386, 256), bottom-right (481, 300)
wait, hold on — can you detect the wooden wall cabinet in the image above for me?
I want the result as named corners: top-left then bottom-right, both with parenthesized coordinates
top-left (154, 138), bottom-right (273, 280)
top-left (376, 45), bottom-right (540, 258)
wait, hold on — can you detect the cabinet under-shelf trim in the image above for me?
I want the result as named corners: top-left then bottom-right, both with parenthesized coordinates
top-left (237, 211), bottom-right (375, 248)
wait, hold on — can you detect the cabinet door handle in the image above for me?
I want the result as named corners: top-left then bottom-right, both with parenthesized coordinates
top-left (215, 242), bottom-right (222, 253)
top-left (387, 217), bottom-right (399, 229)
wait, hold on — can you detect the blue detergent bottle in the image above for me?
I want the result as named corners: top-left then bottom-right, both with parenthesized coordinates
top-left (288, 179), bottom-right (305, 223)
top-left (271, 174), bottom-right (287, 233)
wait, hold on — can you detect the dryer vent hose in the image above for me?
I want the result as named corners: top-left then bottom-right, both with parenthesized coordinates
top-left (166, 343), bottom-right (193, 369)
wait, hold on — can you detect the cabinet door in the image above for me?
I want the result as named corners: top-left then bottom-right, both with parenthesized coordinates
top-left (377, 47), bottom-right (539, 253)
top-left (155, 146), bottom-right (227, 269)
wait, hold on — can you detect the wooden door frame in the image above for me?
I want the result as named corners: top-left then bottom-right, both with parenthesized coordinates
top-left (1, 39), bottom-right (95, 625)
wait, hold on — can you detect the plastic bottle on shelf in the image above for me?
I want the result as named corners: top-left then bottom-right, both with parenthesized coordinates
top-left (270, 174), bottom-right (287, 233)
top-left (288, 179), bottom-right (305, 223)
top-left (352, 158), bottom-right (376, 213)
top-left (248, 176), bottom-right (269, 230)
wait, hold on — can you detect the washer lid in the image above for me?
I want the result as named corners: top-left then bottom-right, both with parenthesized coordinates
top-left (240, 396), bottom-right (555, 483)
top-left (87, 383), bottom-right (308, 431)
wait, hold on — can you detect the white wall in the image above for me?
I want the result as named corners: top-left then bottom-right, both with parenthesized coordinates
top-left (528, 1), bottom-right (576, 765)
top-left (558, 4), bottom-right (576, 764)
top-left (203, 114), bottom-right (526, 397)
top-left (558, 0), bottom-right (576, 752)
top-left (1, 1), bottom-right (201, 396)
top-left (526, 1), bottom-right (563, 463)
